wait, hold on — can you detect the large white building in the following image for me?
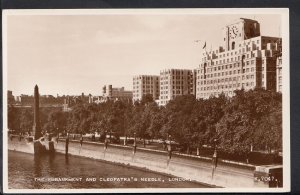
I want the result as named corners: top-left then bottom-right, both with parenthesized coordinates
top-left (132, 75), bottom-right (160, 102)
top-left (159, 69), bottom-right (196, 106)
top-left (196, 18), bottom-right (282, 99)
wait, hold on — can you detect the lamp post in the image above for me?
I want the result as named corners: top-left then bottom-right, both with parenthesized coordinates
top-left (213, 138), bottom-right (218, 161)
top-left (56, 128), bottom-right (59, 143)
top-left (133, 132), bottom-right (137, 154)
top-left (211, 138), bottom-right (218, 178)
top-left (104, 130), bottom-right (108, 149)
top-left (65, 132), bottom-right (69, 155)
top-left (124, 134), bottom-right (127, 146)
top-left (167, 134), bottom-right (172, 160)
top-left (80, 134), bottom-right (83, 146)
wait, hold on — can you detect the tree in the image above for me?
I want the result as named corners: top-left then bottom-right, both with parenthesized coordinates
top-left (8, 105), bottom-right (20, 131)
top-left (216, 89), bottom-right (282, 155)
top-left (19, 109), bottom-right (33, 134)
top-left (43, 110), bottom-right (68, 134)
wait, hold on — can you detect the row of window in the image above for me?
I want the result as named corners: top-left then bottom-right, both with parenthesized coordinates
top-left (198, 74), bottom-right (256, 85)
top-left (198, 91), bottom-right (235, 97)
top-left (161, 81), bottom-right (190, 85)
top-left (160, 70), bottom-right (192, 75)
top-left (133, 94), bottom-right (159, 98)
top-left (198, 82), bottom-right (255, 91)
top-left (217, 41), bottom-right (260, 58)
top-left (133, 77), bottom-right (159, 80)
top-left (203, 48), bottom-right (258, 63)
top-left (206, 38), bottom-right (278, 58)
top-left (161, 90), bottom-right (185, 95)
top-left (199, 68), bottom-right (257, 79)
top-left (160, 95), bottom-right (169, 100)
top-left (278, 77), bottom-right (282, 84)
top-left (200, 63), bottom-right (256, 74)
top-left (278, 68), bottom-right (282, 76)
top-left (133, 81), bottom-right (159, 85)
top-left (133, 89), bottom-right (159, 94)
top-left (159, 100), bottom-right (169, 105)
top-left (133, 85), bottom-right (159, 89)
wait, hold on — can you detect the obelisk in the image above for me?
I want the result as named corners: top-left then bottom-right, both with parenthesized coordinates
top-left (33, 85), bottom-right (42, 140)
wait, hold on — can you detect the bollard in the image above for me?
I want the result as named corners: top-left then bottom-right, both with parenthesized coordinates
top-left (65, 137), bottom-right (69, 155)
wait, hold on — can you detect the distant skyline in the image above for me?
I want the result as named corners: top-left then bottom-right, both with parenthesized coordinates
top-left (5, 10), bottom-right (282, 96)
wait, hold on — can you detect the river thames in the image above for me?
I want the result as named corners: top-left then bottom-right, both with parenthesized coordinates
top-left (8, 151), bottom-right (208, 189)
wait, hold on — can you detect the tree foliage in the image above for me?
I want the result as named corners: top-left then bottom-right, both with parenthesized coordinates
top-left (7, 89), bottom-right (282, 155)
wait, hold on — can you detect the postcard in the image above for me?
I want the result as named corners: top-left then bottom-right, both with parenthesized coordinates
top-left (2, 8), bottom-right (290, 193)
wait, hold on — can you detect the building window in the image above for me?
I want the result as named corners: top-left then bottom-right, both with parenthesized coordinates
top-left (232, 42), bottom-right (235, 50)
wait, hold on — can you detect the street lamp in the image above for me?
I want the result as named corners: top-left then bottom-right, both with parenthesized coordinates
top-left (55, 127), bottom-right (58, 143)
top-left (167, 134), bottom-right (172, 160)
top-left (133, 132), bottom-right (137, 154)
top-left (65, 132), bottom-right (69, 155)
top-left (124, 134), bottom-right (127, 146)
top-left (211, 138), bottom-right (218, 179)
top-left (104, 130), bottom-right (108, 149)
top-left (213, 138), bottom-right (218, 160)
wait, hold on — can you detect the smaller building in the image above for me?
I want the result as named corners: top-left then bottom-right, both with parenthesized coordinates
top-left (102, 85), bottom-right (133, 102)
top-left (18, 94), bottom-right (34, 106)
top-left (7, 90), bottom-right (15, 105)
top-left (159, 69), bottom-right (196, 106)
top-left (133, 75), bottom-right (160, 102)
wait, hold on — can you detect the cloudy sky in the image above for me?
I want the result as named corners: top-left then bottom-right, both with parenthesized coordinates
top-left (5, 10), bottom-right (282, 96)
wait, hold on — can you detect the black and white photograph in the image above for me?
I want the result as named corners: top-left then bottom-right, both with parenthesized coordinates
top-left (2, 8), bottom-right (290, 193)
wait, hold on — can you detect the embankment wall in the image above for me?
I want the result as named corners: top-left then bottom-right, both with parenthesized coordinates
top-left (8, 136), bottom-right (267, 188)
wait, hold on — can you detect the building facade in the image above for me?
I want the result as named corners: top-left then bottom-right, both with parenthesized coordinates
top-left (276, 56), bottom-right (282, 92)
top-left (196, 18), bottom-right (282, 99)
top-left (132, 75), bottom-right (160, 102)
top-left (7, 90), bottom-right (15, 105)
top-left (159, 69), bottom-right (196, 106)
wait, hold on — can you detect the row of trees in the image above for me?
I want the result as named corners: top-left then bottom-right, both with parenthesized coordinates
top-left (8, 88), bottom-right (282, 155)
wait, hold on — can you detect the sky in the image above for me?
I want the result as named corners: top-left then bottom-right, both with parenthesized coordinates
top-left (5, 11), bottom-right (282, 96)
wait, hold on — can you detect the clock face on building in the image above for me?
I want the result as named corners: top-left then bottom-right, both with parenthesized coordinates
top-left (229, 25), bottom-right (239, 39)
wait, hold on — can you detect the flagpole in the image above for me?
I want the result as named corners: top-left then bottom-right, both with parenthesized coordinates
top-left (194, 40), bottom-right (204, 66)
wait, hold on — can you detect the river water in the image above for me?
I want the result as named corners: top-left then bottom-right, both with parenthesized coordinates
top-left (8, 151), bottom-right (207, 189)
